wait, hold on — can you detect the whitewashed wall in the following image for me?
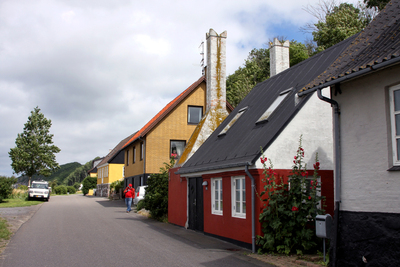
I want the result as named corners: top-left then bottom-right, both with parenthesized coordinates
top-left (255, 89), bottom-right (334, 171)
top-left (333, 65), bottom-right (400, 213)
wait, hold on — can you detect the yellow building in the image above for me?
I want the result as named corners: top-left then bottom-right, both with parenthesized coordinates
top-left (96, 133), bottom-right (135, 197)
top-left (122, 76), bottom-right (233, 189)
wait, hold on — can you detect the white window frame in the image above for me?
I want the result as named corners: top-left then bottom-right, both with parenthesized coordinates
top-left (188, 106), bottom-right (203, 124)
top-left (211, 178), bottom-right (223, 215)
top-left (389, 84), bottom-right (400, 166)
top-left (231, 176), bottom-right (246, 218)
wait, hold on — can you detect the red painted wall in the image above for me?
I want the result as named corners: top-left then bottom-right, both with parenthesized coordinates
top-left (168, 166), bottom-right (334, 246)
top-left (168, 167), bottom-right (187, 227)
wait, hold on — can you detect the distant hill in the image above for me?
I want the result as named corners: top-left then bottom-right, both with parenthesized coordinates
top-left (17, 162), bottom-right (83, 185)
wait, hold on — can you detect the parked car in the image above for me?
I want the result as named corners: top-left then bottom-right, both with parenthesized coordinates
top-left (133, 186), bottom-right (147, 205)
top-left (28, 180), bottom-right (50, 201)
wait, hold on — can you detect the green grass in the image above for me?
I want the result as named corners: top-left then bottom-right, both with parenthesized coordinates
top-left (0, 217), bottom-right (12, 240)
top-left (0, 198), bottom-right (43, 208)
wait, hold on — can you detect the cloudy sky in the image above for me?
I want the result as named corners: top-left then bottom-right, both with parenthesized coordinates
top-left (0, 0), bottom-right (358, 177)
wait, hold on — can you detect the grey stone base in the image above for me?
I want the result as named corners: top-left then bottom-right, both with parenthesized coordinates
top-left (336, 210), bottom-right (400, 266)
top-left (96, 184), bottom-right (110, 197)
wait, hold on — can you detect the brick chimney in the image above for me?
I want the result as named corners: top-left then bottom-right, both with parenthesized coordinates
top-left (270, 38), bottom-right (290, 77)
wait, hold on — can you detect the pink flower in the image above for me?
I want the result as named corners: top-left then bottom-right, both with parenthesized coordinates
top-left (292, 206), bottom-right (299, 212)
top-left (310, 180), bottom-right (314, 186)
top-left (308, 196), bottom-right (312, 200)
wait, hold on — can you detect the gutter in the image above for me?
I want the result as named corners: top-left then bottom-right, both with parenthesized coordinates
top-left (245, 163), bottom-right (256, 254)
top-left (298, 56), bottom-right (400, 97)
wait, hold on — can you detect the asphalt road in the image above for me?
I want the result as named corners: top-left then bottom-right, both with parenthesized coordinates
top-left (0, 195), bottom-right (272, 267)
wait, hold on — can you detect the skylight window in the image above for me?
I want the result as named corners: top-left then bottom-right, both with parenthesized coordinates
top-left (218, 107), bottom-right (248, 136)
top-left (256, 88), bottom-right (292, 123)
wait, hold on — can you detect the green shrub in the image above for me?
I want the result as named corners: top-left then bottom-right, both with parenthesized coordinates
top-left (81, 176), bottom-right (97, 195)
top-left (11, 189), bottom-right (28, 199)
top-left (0, 176), bottom-right (17, 202)
top-left (257, 136), bottom-right (325, 255)
top-left (136, 199), bottom-right (145, 211)
top-left (67, 186), bottom-right (76, 194)
top-left (142, 158), bottom-right (174, 220)
top-left (54, 185), bottom-right (68, 195)
top-left (17, 185), bottom-right (28, 190)
top-left (73, 182), bottom-right (81, 190)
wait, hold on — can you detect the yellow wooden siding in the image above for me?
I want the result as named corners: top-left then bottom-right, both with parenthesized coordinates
top-left (146, 83), bottom-right (206, 173)
top-left (123, 143), bottom-right (144, 178)
top-left (106, 164), bottom-right (124, 184)
top-left (89, 173), bottom-right (97, 178)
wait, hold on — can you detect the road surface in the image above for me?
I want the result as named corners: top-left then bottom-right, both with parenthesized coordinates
top-left (0, 194), bottom-right (272, 267)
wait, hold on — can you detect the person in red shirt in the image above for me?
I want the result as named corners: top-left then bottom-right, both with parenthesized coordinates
top-left (124, 184), bottom-right (135, 213)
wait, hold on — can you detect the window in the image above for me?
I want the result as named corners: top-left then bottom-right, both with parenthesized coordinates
top-left (170, 140), bottom-right (186, 158)
top-left (126, 150), bottom-right (130, 166)
top-left (188, 106), bottom-right (203, 124)
top-left (211, 178), bottom-right (223, 215)
top-left (231, 176), bottom-right (246, 218)
top-left (218, 107), bottom-right (248, 136)
top-left (140, 142), bottom-right (144, 161)
top-left (133, 147), bottom-right (136, 164)
top-left (256, 88), bottom-right (292, 123)
top-left (389, 84), bottom-right (400, 165)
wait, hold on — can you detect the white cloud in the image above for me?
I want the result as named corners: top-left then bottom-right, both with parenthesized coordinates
top-left (0, 0), bottom-right (359, 176)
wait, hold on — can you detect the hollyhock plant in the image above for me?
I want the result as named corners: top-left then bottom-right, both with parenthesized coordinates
top-left (257, 135), bottom-right (325, 255)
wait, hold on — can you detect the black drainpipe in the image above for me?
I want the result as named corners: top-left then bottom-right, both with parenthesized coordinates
top-left (245, 164), bottom-right (256, 254)
top-left (317, 88), bottom-right (341, 267)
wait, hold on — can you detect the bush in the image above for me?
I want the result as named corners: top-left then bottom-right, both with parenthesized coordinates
top-left (54, 185), bottom-right (68, 195)
top-left (257, 136), bottom-right (325, 255)
top-left (67, 186), bottom-right (76, 194)
top-left (73, 182), bottom-right (81, 190)
top-left (136, 199), bottom-right (145, 211)
top-left (142, 158), bottom-right (174, 220)
top-left (110, 179), bottom-right (123, 194)
top-left (0, 176), bottom-right (17, 202)
top-left (17, 184), bottom-right (28, 190)
top-left (11, 189), bottom-right (28, 199)
top-left (81, 176), bottom-right (97, 195)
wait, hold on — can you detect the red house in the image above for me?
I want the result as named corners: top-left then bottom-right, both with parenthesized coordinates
top-left (168, 29), bottom-right (354, 250)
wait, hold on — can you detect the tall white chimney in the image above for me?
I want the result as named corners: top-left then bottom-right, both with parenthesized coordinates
top-left (270, 38), bottom-right (290, 77)
top-left (176, 29), bottom-right (229, 167)
top-left (206, 29), bottom-right (227, 112)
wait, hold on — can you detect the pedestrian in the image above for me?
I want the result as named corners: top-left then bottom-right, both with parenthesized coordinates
top-left (124, 184), bottom-right (135, 213)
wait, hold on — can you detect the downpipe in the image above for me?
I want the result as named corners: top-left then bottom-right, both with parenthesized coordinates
top-left (317, 88), bottom-right (341, 267)
top-left (245, 164), bottom-right (256, 254)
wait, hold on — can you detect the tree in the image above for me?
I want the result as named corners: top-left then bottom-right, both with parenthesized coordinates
top-left (9, 107), bottom-right (61, 186)
top-left (364, 0), bottom-right (389, 11)
top-left (226, 40), bottom-right (312, 107)
top-left (0, 176), bottom-right (17, 202)
top-left (312, 3), bottom-right (368, 49)
top-left (81, 176), bottom-right (97, 195)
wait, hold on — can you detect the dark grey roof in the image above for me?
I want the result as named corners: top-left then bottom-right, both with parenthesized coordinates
top-left (300, 0), bottom-right (400, 93)
top-left (177, 35), bottom-right (356, 175)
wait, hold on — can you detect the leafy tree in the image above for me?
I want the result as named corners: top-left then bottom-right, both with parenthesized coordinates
top-left (81, 176), bottom-right (97, 195)
top-left (0, 176), bottom-right (17, 202)
top-left (48, 180), bottom-right (58, 192)
top-left (312, 3), bottom-right (368, 49)
top-left (226, 41), bottom-right (312, 107)
top-left (364, 0), bottom-right (389, 10)
top-left (64, 160), bottom-right (93, 185)
top-left (142, 158), bottom-right (175, 220)
top-left (9, 107), bottom-right (61, 186)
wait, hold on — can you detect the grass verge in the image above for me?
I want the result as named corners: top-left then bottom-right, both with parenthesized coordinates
top-left (0, 198), bottom-right (43, 208)
top-left (0, 218), bottom-right (12, 241)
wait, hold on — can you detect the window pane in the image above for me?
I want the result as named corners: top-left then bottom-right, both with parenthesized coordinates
top-left (236, 191), bottom-right (240, 202)
top-left (188, 106), bottom-right (202, 124)
top-left (236, 202), bottom-right (240, 212)
top-left (397, 139), bottom-right (400, 161)
top-left (235, 180), bottom-right (240, 190)
top-left (396, 114), bottom-right (400, 135)
top-left (243, 202), bottom-right (246, 213)
top-left (215, 200), bottom-right (219, 210)
top-left (395, 90), bottom-right (400, 111)
top-left (171, 141), bottom-right (186, 156)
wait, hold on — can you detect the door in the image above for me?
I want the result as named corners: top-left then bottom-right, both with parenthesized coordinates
top-left (188, 177), bottom-right (204, 232)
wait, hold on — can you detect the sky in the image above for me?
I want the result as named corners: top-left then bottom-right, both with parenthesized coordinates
top-left (0, 0), bottom-right (359, 177)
